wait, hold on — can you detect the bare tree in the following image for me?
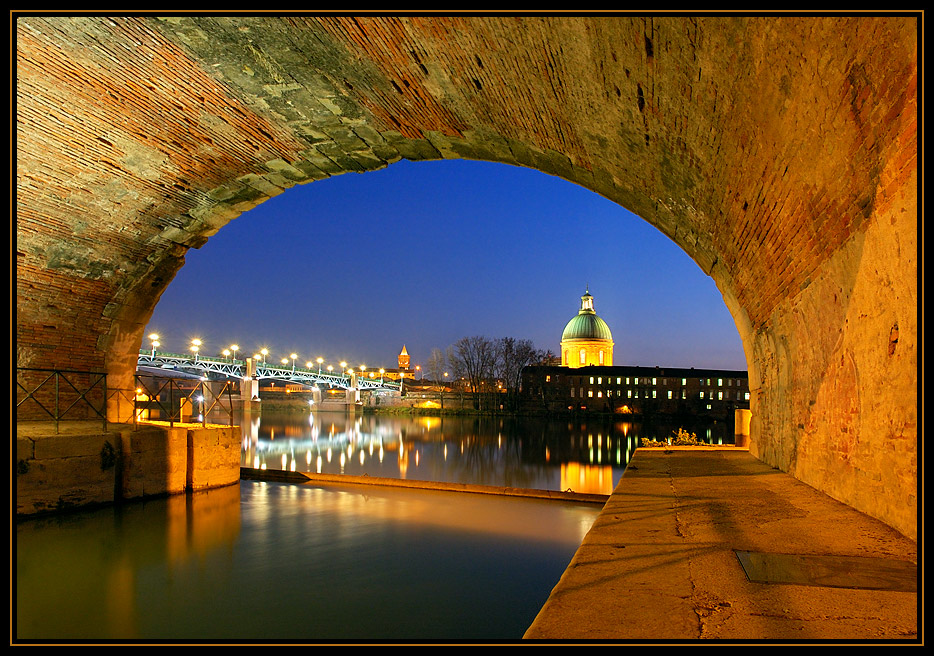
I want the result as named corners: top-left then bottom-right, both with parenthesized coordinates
top-left (496, 337), bottom-right (545, 410)
top-left (449, 336), bottom-right (497, 395)
top-left (426, 347), bottom-right (447, 387)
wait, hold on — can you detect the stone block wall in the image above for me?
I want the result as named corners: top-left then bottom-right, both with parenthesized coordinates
top-left (118, 425), bottom-right (188, 499)
top-left (187, 426), bottom-right (241, 491)
top-left (16, 424), bottom-right (241, 517)
top-left (16, 431), bottom-right (119, 515)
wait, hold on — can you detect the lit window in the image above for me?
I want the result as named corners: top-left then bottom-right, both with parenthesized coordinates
top-left (545, 375), bottom-right (551, 382)
top-left (652, 390), bottom-right (657, 398)
top-left (599, 350), bottom-right (605, 364)
top-left (700, 391), bottom-right (705, 398)
top-left (616, 377), bottom-right (621, 384)
top-left (652, 377), bottom-right (657, 385)
top-left (580, 349), bottom-right (586, 364)
top-left (597, 377), bottom-right (602, 384)
top-left (745, 392), bottom-right (750, 400)
top-left (681, 390), bottom-right (686, 399)
top-left (706, 404), bottom-right (712, 410)
top-left (588, 390), bottom-right (593, 398)
top-left (718, 391), bottom-right (723, 400)
top-left (607, 390), bottom-right (613, 397)
top-left (570, 388), bottom-right (575, 397)
top-left (597, 391), bottom-right (602, 398)
top-left (626, 377), bottom-right (630, 385)
top-left (668, 391), bottom-right (673, 399)
top-left (628, 390), bottom-right (632, 398)
top-left (590, 377), bottom-right (594, 384)
top-left (681, 378), bottom-right (687, 385)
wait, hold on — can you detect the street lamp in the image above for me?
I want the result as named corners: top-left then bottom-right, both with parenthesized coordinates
top-left (222, 349), bottom-right (230, 361)
top-left (148, 333), bottom-right (159, 357)
top-left (379, 368), bottom-right (385, 384)
top-left (316, 357), bottom-right (323, 374)
top-left (260, 348), bottom-right (268, 364)
top-left (230, 344), bottom-right (239, 361)
top-left (290, 353), bottom-right (297, 372)
top-left (327, 365), bottom-right (333, 375)
top-left (191, 338), bottom-right (201, 361)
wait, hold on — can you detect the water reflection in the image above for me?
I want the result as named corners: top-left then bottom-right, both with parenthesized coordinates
top-left (16, 480), bottom-right (599, 640)
top-left (240, 408), bottom-right (736, 495)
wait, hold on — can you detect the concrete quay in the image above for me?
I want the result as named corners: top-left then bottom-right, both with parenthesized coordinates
top-left (524, 447), bottom-right (919, 643)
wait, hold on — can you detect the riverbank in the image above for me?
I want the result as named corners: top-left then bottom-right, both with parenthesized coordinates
top-left (525, 447), bottom-right (918, 641)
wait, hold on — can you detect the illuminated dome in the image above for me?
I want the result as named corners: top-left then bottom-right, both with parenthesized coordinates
top-left (560, 289), bottom-right (614, 367)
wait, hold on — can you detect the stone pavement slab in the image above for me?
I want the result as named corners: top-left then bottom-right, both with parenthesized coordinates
top-left (524, 447), bottom-right (919, 642)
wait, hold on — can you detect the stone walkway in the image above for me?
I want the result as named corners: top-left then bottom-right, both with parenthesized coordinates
top-left (524, 447), bottom-right (919, 642)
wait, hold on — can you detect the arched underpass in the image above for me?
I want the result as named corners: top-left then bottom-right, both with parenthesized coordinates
top-left (15, 15), bottom-right (917, 539)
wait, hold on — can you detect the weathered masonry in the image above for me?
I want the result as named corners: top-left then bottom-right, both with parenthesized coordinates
top-left (15, 15), bottom-right (917, 538)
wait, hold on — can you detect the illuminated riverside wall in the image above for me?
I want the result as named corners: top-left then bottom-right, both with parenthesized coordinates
top-left (15, 16), bottom-right (917, 537)
top-left (16, 424), bottom-right (240, 516)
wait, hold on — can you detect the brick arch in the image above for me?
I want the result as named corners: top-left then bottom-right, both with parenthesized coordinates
top-left (15, 15), bottom-right (917, 537)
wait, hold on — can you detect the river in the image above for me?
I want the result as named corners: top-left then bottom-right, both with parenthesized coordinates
top-left (15, 410), bottom-right (734, 642)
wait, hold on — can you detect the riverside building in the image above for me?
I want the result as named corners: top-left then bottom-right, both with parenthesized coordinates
top-left (523, 289), bottom-right (749, 418)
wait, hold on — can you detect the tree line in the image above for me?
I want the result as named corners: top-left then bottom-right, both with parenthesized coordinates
top-left (423, 336), bottom-right (555, 411)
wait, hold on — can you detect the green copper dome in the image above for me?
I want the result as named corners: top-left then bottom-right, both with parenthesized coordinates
top-left (561, 289), bottom-right (613, 341)
top-left (561, 313), bottom-right (614, 341)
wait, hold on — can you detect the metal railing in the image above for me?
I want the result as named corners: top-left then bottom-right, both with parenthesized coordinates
top-left (16, 367), bottom-right (109, 433)
top-left (17, 367), bottom-right (237, 432)
top-left (132, 374), bottom-right (236, 428)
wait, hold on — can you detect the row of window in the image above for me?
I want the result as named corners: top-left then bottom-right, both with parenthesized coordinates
top-left (547, 375), bottom-right (747, 388)
top-left (570, 388), bottom-right (750, 401)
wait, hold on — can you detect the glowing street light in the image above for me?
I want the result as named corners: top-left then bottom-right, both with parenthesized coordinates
top-left (222, 349), bottom-right (231, 361)
top-left (316, 357), bottom-right (324, 374)
top-left (148, 333), bottom-right (160, 357)
top-left (191, 338), bottom-right (201, 361)
top-left (379, 368), bottom-right (385, 384)
top-left (327, 365), bottom-right (333, 375)
top-left (230, 344), bottom-right (239, 361)
top-left (290, 353), bottom-right (298, 372)
top-left (260, 348), bottom-right (268, 364)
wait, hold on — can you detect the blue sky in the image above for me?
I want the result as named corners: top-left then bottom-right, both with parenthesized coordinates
top-left (144, 158), bottom-right (748, 372)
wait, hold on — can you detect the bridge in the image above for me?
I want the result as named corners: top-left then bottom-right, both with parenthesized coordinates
top-left (136, 350), bottom-right (401, 392)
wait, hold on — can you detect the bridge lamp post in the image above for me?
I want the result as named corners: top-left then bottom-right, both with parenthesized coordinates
top-left (148, 333), bottom-right (159, 357)
top-left (327, 365), bottom-right (333, 375)
top-left (230, 344), bottom-right (239, 361)
top-left (379, 368), bottom-right (385, 384)
top-left (222, 349), bottom-right (230, 361)
top-left (260, 348), bottom-right (268, 364)
top-left (290, 353), bottom-right (297, 372)
top-left (191, 339), bottom-right (201, 361)
top-left (316, 357), bottom-right (323, 374)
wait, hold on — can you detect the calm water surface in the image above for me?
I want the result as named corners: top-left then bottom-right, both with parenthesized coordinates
top-left (16, 410), bottom-right (734, 641)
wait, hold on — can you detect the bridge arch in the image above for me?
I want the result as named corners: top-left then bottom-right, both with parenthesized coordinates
top-left (15, 15), bottom-right (917, 537)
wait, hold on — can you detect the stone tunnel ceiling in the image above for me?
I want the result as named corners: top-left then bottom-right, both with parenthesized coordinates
top-left (15, 15), bottom-right (918, 537)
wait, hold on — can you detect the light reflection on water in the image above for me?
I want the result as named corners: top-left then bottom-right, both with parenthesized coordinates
top-left (16, 479), bottom-right (599, 641)
top-left (17, 411), bottom-right (736, 641)
top-left (241, 409), bottom-right (736, 495)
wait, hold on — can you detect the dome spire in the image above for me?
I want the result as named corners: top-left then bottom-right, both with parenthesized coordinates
top-left (580, 287), bottom-right (595, 314)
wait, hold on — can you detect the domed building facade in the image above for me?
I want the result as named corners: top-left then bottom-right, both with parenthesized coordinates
top-left (560, 288), bottom-right (614, 368)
